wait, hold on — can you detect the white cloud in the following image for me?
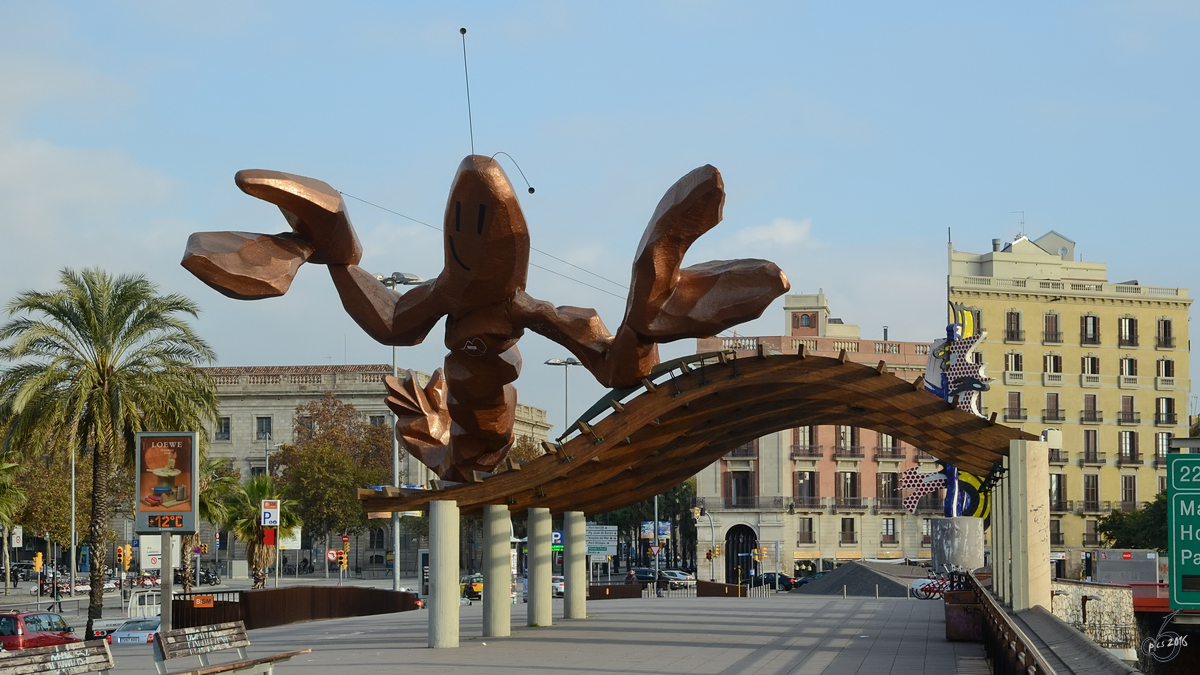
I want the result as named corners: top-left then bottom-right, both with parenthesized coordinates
top-left (734, 217), bottom-right (814, 247)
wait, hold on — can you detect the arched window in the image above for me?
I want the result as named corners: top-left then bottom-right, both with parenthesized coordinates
top-left (369, 528), bottom-right (386, 549)
top-left (800, 314), bottom-right (812, 327)
top-left (792, 313), bottom-right (800, 329)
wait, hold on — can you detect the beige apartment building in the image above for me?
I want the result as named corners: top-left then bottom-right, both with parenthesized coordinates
top-left (949, 232), bottom-right (1191, 578)
top-left (694, 292), bottom-right (950, 582)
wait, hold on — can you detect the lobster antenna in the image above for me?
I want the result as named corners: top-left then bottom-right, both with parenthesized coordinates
top-left (460, 28), bottom-right (475, 155)
top-left (492, 152), bottom-right (536, 194)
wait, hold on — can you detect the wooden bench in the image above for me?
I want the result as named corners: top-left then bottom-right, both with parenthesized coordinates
top-left (0, 639), bottom-right (115, 674)
top-left (153, 621), bottom-right (310, 675)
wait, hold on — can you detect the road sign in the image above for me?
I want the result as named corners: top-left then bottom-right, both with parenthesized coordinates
top-left (649, 545), bottom-right (660, 557)
top-left (326, 549), bottom-right (338, 562)
top-left (1169, 455), bottom-right (1200, 609)
top-left (132, 538), bottom-right (139, 548)
top-left (342, 535), bottom-right (350, 543)
top-left (261, 500), bottom-right (280, 527)
top-left (587, 545), bottom-right (610, 553)
top-left (10, 532), bottom-right (20, 548)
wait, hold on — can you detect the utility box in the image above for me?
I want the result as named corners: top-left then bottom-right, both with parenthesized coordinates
top-left (1091, 549), bottom-right (1157, 584)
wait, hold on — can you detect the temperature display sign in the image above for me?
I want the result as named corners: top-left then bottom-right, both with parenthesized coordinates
top-left (135, 431), bottom-right (198, 535)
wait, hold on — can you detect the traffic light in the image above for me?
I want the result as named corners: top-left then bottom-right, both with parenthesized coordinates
top-left (201, 544), bottom-right (209, 554)
top-left (116, 546), bottom-right (124, 567)
top-left (123, 544), bottom-right (132, 571)
top-left (692, 507), bottom-right (701, 520)
top-left (337, 550), bottom-right (347, 570)
top-left (705, 549), bottom-right (713, 560)
top-left (714, 544), bottom-right (721, 557)
top-left (33, 552), bottom-right (42, 572)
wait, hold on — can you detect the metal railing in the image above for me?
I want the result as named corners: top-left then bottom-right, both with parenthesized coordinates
top-left (1050, 501), bottom-right (1068, 513)
top-left (1050, 533), bottom-right (1065, 545)
top-left (796, 532), bottom-right (815, 545)
top-left (1043, 330), bottom-right (1062, 343)
top-left (722, 496), bottom-right (759, 509)
top-left (832, 497), bottom-right (866, 511)
top-left (1042, 408), bottom-right (1065, 422)
top-left (969, 572), bottom-right (1056, 675)
top-left (873, 446), bottom-right (905, 460)
top-left (727, 445), bottom-right (758, 458)
top-left (1116, 453), bottom-right (1142, 466)
top-left (1157, 336), bottom-right (1176, 348)
top-left (1004, 408), bottom-right (1027, 422)
top-left (915, 450), bottom-right (937, 461)
top-left (880, 534), bottom-right (898, 545)
top-left (1156, 412), bottom-right (1177, 425)
top-left (1082, 500), bottom-right (1109, 513)
top-left (1005, 329), bottom-right (1025, 342)
top-left (1119, 335), bottom-right (1139, 347)
top-left (1080, 451), bottom-right (1105, 466)
top-left (1080, 409), bottom-right (1102, 424)
top-left (1081, 332), bottom-right (1101, 345)
top-left (873, 497), bottom-right (905, 513)
top-left (1083, 534), bottom-right (1100, 546)
top-left (1048, 449), bottom-right (1068, 464)
top-left (789, 444), bottom-right (823, 459)
top-left (833, 445), bottom-right (865, 459)
top-left (1117, 411), bottom-right (1140, 424)
top-left (1120, 500), bottom-right (1138, 513)
top-left (790, 496), bottom-right (822, 511)
top-left (839, 532), bottom-right (857, 545)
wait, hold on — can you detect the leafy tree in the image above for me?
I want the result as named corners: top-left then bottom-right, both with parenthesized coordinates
top-left (222, 474), bottom-right (300, 588)
top-left (0, 268), bottom-right (218, 636)
top-left (594, 478), bottom-right (697, 569)
top-left (271, 394), bottom-right (391, 545)
top-left (1097, 492), bottom-right (1167, 552)
top-left (180, 458), bottom-right (239, 593)
top-left (12, 441), bottom-right (94, 556)
top-left (0, 454), bottom-right (26, 595)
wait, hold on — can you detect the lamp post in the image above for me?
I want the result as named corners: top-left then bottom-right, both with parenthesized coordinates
top-left (544, 357), bottom-right (582, 436)
top-left (375, 271), bottom-right (425, 592)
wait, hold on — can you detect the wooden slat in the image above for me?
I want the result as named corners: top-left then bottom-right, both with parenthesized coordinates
top-left (157, 621), bottom-right (249, 660)
top-left (159, 650), bottom-right (312, 675)
top-left (0, 640), bottom-right (114, 674)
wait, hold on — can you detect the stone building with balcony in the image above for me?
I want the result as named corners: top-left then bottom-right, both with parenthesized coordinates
top-left (189, 364), bottom-right (551, 576)
top-left (949, 232), bottom-right (1191, 577)
top-left (694, 292), bottom-right (949, 581)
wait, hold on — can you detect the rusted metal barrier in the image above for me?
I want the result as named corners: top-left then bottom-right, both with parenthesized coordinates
top-left (588, 584), bottom-right (642, 600)
top-left (172, 586), bottom-right (418, 630)
top-left (968, 572), bottom-right (1055, 675)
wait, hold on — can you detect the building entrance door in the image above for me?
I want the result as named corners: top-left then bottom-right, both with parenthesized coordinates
top-left (724, 524), bottom-right (757, 584)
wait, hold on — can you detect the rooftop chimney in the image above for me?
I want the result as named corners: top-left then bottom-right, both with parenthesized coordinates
top-left (992, 238), bottom-right (1002, 252)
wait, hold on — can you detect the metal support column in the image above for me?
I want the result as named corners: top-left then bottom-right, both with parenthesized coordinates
top-left (564, 511), bottom-right (586, 620)
top-left (429, 500), bottom-right (460, 648)
top-left (482, 504), bottom-right (511, 637)
top-left (527, 507), bottom-right (552, 627)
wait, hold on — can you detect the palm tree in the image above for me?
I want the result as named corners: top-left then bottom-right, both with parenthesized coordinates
top-left (223, 474), bottom-right (301, 589)
top-left (180, 458), bottom-right (238, 593)
top-left (0, 456), bottom-right (27, 596)
top-left (0, 268), bottom-right (218, 637)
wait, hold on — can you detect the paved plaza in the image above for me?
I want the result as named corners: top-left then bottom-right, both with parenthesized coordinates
top-left (109, 594), bottom-right (987, 675)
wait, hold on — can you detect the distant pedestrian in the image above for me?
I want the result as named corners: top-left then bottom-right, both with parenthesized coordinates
top-left (656, 571), bottom-right (667, 598)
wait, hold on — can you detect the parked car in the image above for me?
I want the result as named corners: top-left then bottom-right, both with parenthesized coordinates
top-left (624, 568), bottom-right (657, 586)
top-left (551, 576), bottom-right (565, 597)
top-left (659, 570), bottom-right (696, 589)
top-left (459, 574), bottom-right (483, 600)
top-left (754, 572), bottom-right (796, 591)
top-left (106, 618), bottom-right (160, 646)
top-left (0, 611), bottom-right (81, 650)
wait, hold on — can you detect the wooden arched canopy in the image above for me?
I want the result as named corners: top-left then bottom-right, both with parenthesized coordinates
top-left (358, 350), bottom-right (1035, 517)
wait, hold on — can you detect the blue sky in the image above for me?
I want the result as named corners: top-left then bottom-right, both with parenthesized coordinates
top-left (1, 1), bottom-right (1197, 434)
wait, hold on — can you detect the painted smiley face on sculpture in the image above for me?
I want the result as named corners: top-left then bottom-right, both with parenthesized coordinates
top-left (438, 155), bottom-right (530, 309)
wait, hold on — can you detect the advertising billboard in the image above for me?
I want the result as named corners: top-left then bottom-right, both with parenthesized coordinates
top-left (134, 431), bottom-right (199, 534)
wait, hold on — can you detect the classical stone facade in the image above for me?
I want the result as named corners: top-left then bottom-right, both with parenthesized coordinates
top-left (949, 232), bottom-right (1191, 578)
top-left (694, 292), bottom-right (946, 580)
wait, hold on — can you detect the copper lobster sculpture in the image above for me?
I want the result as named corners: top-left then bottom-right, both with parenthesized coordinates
top-left (182, 156), bottom-right (789, 481)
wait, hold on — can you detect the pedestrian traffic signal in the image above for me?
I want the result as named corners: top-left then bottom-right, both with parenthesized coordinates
top-left (33, 552), bottom-right (42, 572)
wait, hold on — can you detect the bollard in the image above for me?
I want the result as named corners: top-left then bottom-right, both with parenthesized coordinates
top-left (843, 585), bottom-right (847, 599)
top-left (875, 584), bottom-right (879, 599)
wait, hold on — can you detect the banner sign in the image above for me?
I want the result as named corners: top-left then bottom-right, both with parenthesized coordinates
top-left (134, 431), bottom-right (199, 534)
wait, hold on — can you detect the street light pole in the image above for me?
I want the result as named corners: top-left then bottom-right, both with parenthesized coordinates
top-left (70, 446), bottom-right (75, 597)
top-left (543, 358), bottom-right (582, 436)
top-left (374, 271), bottom-right (425, 592)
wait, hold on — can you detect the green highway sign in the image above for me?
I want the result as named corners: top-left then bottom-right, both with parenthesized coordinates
top-left (1168, 455), bottom-right (1200, 609)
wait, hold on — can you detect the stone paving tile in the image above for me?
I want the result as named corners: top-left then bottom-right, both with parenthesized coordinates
top-left (113, 594), bottom-right (987, 675)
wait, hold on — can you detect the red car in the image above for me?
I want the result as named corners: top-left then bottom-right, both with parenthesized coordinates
top-left (0, 611), bottom-right (82, 650)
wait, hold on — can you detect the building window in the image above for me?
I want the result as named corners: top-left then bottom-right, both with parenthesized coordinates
top-left (921, 518), bottom-right (932, 546)
top-left (1083, 430), bottom-right (1098, 459)
top-left (1156, 398), bottom-right (1176, 424)
top-left (972, 351), bottom-right (984, 365)
top-left (840, 517), bottom-right (856, 544)
top-left (1081, 315), bottom-right (1101, 345)
top-left (1006, 391), bottom-right (1023, 420)
top-left (1005, 352), bottom-right (1023, 372)
top-left (1156, 432), bottom-right (1173, 460)
top-left (1118, 317), bottom-right (1138, 347)
top-left (793, 426), bottom-right (814, 446)
top-left (801, 314), bottom-right (812, 327)
top-left (1158, 359), bottom-right (1175, 378)
top-left (794, 471), bottom-right (818, 503)
top-left (792, 313), bottom-right (800, 329)
top-left (215, 416), bottom-right (231, 441)
top-left (1121, 475), bottom-right (1137, 509)
top-left (1084, 474), bottom-right (1099, 509)
top-left (256, 416), bottom-right (273, 441)
top-left (1084, 519), bottom-right (1098, 546)
top-left (1049, 474), bottom-right (1066, 510)
top-left (369, 528), bottom-right (386, 549)
top-left (250, 466), bottom-right (265, 479)
top-left (1120, 357), bottom-right (1138, 377)
top-left (722, 470), bottom-right (756, 508)
top-left (797, 518), bottom-right (814, 544)
top-left (1160, 476), bottom-right (1168, 494)
top-left (1119, 431), bottom-right (1138, 461)
top-left (728, 439), bottom-right (758, 458)
top-left (1043, 354), bottom-right (1062, 374)
top-left (1005, 311), bottom-right (1023, 341)
top-left (1050, 519), bottom-right (1063, 546)
top-left (878, 472), bottom-right (899, 504)
top-left (835, 471), bottom-right (860, 505)
top-left (1043, 313), bottom-right (1061, 343)
top-left (1082, 394), bottom-right (1098, 423)
top-left (881, 518), bottom-right (896, 544)
top-left (1157, 318), bottom-right (1174, 348)
top-left (836, 426), bottom-right (859, 448)
top-left (1081, 355), bottom-right (1100, 375)
top-left (369, 415), bottom-right (386, 427)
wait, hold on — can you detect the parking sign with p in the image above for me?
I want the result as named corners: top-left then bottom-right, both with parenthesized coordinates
top-left (261, 500), bottom-right (280, 527)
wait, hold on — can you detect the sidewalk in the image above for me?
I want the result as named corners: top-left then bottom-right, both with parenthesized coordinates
top-left (113, 594), bottom-right (987, 674)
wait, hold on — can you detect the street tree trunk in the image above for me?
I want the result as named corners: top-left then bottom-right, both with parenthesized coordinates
top-left (85, 446), bottom-right (110, 639)
top-left (180, 533), bottom-right (198, 594)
